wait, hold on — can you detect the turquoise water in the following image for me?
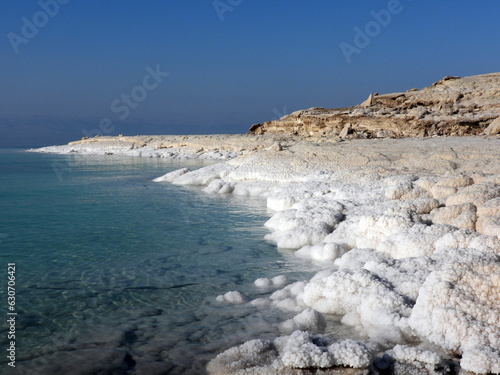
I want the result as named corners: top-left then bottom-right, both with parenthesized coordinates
top-left (0, 149), bottom-right (317, 374)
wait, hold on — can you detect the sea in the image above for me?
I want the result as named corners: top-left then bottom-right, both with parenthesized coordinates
top-left (0, 148), bottom-right (322, 374)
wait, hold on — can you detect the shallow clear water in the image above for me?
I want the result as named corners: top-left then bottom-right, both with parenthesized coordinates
top-left (0, 149), bottom-right (320, 374)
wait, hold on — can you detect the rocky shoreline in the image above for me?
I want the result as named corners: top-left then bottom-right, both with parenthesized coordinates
top-left (249, 73), bottom-right (500, 139)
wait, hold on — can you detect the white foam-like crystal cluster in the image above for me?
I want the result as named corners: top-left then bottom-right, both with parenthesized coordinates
top-left (216, 291), bottom-right (248, 304)
top-left (386, 345), bottom-right (446, 371)
top-left (207, 330), bottom-right (372, 374)
top-left (254, 275), bottom-right (289, 288)
top-left (408, 250), bottom-right (500, 372)
top-left (461, 347), bottom-right (500, 374)
top-left (158, 159), bottom-right (500, 373)
top-left (264, 196), bottom-right (345, 250)
top-left (278, 308), bottom-right (327, 334)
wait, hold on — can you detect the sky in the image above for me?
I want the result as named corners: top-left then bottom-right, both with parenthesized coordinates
top-left (1, 0), bottom-right (499, 147)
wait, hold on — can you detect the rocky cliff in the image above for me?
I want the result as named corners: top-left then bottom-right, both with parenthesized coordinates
top-left (250, 73), bottom-right (500, 138)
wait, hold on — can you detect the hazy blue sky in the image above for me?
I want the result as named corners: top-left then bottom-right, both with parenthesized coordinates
top-left (1, 1), bottom-right (499, 147)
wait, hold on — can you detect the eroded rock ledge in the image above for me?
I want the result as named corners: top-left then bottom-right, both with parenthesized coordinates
top-left (250, 73), bottom-right (500, 138)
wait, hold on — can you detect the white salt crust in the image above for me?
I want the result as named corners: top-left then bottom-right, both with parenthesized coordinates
top-left (37, 136), bottom-right (500, 373)
top-left (160, 157), bottom-right (500, 374)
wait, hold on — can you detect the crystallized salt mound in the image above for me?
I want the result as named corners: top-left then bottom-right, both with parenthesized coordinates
top-left (385, 181), bottom-right (430, 200)
top-left (216, 291), bottom-right (248, 304)
top-left (295, 242), bottom-right (346, 261)
top-left (377, 223), bottom-right (455, 258)
top-left (203, 179), bottom-right (235, 194)
top-left (408, 250), bottom-right (500, 373)
top-left (301, 267), bottom-right (412, 344)
top-left (279, 308), bottom-right (327, 334)
top-left (254, 275), bottom-right (289, 288)
top-left (398, 198), bottom-right (440, 215)
top-left (264, 198), bottom-right (345, 249)
top-left (435, 228), bottom-right (500, 254)
top-left (265, 205), bottom-right (344, 232)
top-left (445, 182), bottom-right (500, 206)
top-left (385, 344), bottom-right (446, 372)
top-left (416, 173), bottom-right (475, 200)
top-left (460, 346), bottom-right (500, 374)
top-left (207, 330), bottom-right (373, 374)
top-left (263, 281), bottom-right (307, 313)
top-left (171, 163), bottom-right (234, 185)
top-left (431, 203), bottom-right (477, 230)
top-left (436, 173), bottom-right (475, 188)
top-left (206, 338), bottom-right (277, 374)
top-left (480, 214), bottom-right (500, 238)
top-left (264, 223), bottom-right (333, 249)
top-left (477, 197), bottom-right (500, 217)
top-left (152, 167), bottom-right (190, 182)
top-left (325, 205), bottom-right (419, 250)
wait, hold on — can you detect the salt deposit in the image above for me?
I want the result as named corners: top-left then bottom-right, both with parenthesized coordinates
top-left (207, 330), bottom-right (373, 374)
top-left (216, 291), bottom-right (248, 304)
top-left (35, 135), bottom-right (500, 373)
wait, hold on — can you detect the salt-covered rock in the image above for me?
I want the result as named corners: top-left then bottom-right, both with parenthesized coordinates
top-left (385, 182), bottom-right (430, 200)
top-left (431, 203), bottom-right (477, 230)
top-left (279, 308), bottom-right (327, 333)
top-left (408, 250), bottom-right (500, 357)
top-left (445, 182), bottom-right (500, 206)
top-left (295, 242), bottom-right (346, 261)
top-left (460, 346), bottom-right (500, 374)
top-left (377, 223), bottom-right (454, 258)
top-left (203, 179), bottom-right (235, 194)
top-left (207, 331), bottom-right (373, 374)
top-left (430, 184), bottom-right (457, 199)
top-left (484, 116), bottom-right (500, 135)
top-left (254, 275), bottom-right (289, 288)
top-left (436, 173), bottom-right (474, 188)
top-left (172, 163), bottom-right (234, 185)
top-left (477, 197), bottom-right (500, 217)
top-left (152, 167), bottom-right (190, 182)
top-left (386, 345), bottom-right (446, 372)
top-left (480, 214), bottom-right (500, 238)
top-left (301, 267), bottom-right (412, 344)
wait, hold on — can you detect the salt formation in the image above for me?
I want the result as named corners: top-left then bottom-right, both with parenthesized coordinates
top-left (216, 291), bottom-right (248, 304)
top-left (254, 275), bottom-right (289, 288)
top-left (207, 330), bottom-right (373, 374)
top-left (35, 133), bottom-right (500, 373)
top-left (155, 138), bottom-right (500, 374)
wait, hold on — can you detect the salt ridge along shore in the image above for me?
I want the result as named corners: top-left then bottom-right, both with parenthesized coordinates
top-left (35, 134), bottom-right (500, 374)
